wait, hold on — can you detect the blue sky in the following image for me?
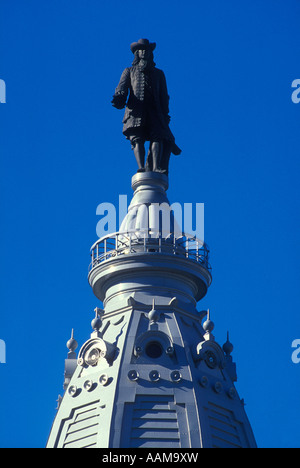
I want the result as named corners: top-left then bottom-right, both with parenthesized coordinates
top-left (0, 0), bottom-right (299, 448)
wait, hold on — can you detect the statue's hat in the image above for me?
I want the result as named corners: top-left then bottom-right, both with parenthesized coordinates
top-left (130, 38), bottom-right (156, 54)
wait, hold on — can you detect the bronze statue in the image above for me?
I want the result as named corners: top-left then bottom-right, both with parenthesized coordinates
top-left (112, 38), bottom-right (181, 174)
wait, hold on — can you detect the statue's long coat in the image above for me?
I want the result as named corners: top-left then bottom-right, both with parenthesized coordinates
top-left (113, 65), bottom-right (175, 143)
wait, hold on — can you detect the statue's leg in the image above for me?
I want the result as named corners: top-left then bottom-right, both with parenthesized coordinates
top-left (160, 141), bottom-right (172, 175)
top-left (150, 141), bottom-right (163, 172)
top-left (145, 146), bottom-right (153, 172)
top-left (132, 138), bottom-right (146, 171)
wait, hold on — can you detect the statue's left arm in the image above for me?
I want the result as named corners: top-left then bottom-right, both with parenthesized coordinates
top-left (159, 69), bottom-right (182, 155)
top-left (159, 70), bottom-right (171, 123)
top-left (112, 67), bottom-right (131, 109)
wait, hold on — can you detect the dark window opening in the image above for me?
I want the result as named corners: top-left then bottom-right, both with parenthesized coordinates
top-left (145, 341), bottom-right (163, 359)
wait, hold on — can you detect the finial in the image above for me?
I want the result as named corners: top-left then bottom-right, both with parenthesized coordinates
top-left (91, 307), bottom-right (103, 332)
top-left (223, 331), bottom-right (234, 356)
top-left (66, 329), bottom-right (78, 353)
top-left (148, 298), bottom-right (160, 323)
top-left (203, 309), bottom-right (214, 333)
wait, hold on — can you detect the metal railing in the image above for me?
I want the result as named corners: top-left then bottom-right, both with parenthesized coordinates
top-left (89, 229), bottom-right (211, 272)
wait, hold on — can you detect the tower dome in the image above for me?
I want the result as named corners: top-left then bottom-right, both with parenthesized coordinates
top-left (47, 171), bottom-right (256, 449)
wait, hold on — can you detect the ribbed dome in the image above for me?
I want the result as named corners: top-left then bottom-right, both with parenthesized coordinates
top-left (119, 171), bottom-right (181, 237)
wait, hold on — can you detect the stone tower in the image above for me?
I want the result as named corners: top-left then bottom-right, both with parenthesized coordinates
top-left (47, 171), bottom-right (257, 448)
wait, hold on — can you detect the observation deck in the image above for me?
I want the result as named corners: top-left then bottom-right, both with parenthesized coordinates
top-left (89, 229), bottom-right (211, 272)
top-left (88, 229), bottom-right (212, 309)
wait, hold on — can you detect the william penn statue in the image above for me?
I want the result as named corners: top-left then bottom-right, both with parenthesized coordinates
top-left (112, 38), bottom-right (181, 174)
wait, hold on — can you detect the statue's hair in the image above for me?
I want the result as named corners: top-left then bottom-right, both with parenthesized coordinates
top-left (132, 50), bottom-right (156, 67)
